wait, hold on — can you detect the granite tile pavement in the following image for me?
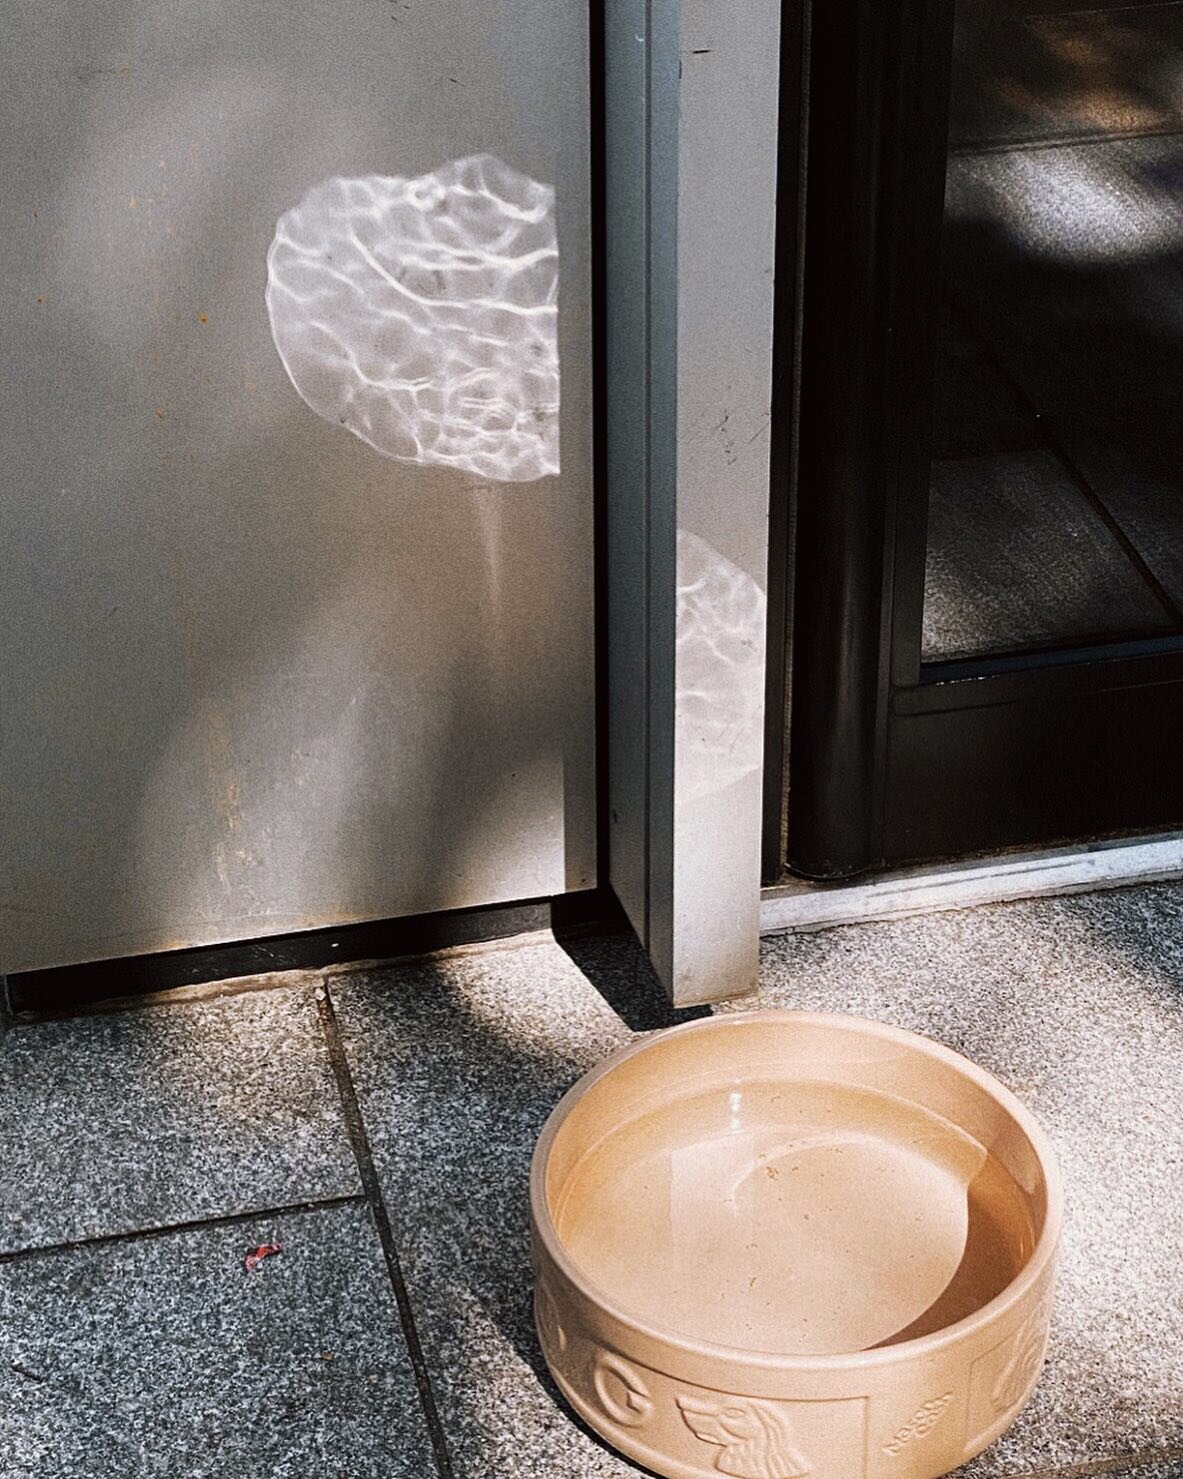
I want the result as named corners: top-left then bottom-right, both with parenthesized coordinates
top-left (331, 937), bottom-right (641, 1478)
top-left (3, 888), bottom-right (1183, 1476)
top-left (741, 884), bottom-right (1183, 1479)
top-left (0, 1202), bottom-right (431, 1478)
top-left (0, 985), bottom-right (360, 1253)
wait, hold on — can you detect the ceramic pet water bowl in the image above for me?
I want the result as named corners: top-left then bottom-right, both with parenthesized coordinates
top-left (530, 1011), bottom-right (1061, 1479)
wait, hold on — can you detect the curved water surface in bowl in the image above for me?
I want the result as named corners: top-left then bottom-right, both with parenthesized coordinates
top-left (554, 1077), bottom-right (1034, 1357)
top-left (532, 1014), bottom-right (1062, 1479)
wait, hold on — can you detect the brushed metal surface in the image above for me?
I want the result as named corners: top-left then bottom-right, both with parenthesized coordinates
top-left (0, 0), bottom-right (594, 972)
top-left (606, 0), bottom-right (780, 1005)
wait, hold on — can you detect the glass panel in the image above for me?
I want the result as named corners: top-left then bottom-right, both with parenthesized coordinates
top-left (923, 0), bottom-right (1183, 662)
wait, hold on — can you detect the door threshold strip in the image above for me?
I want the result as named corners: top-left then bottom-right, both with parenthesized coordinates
top-left (760, 833), bottom-right (1183, 935)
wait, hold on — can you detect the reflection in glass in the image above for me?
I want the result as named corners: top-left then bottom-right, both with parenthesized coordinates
top-left (924, 0), bottom-right (1183, 662)
top-left (266, 156), bottom-right (559, 482)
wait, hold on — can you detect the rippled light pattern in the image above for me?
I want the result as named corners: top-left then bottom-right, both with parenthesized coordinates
top-left (265, 156), bottom-right (559, 481)
top-left (676, 531), bottom-right (767, 804)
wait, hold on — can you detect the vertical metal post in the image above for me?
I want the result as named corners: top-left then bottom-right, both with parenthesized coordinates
top-left (605, 0), bottom-right (781, 1003)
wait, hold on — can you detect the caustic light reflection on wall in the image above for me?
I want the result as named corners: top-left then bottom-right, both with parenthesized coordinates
top-left (265, 156), bottom-right (559, 482)
top-left (677, 531), bottom-right (767, 806)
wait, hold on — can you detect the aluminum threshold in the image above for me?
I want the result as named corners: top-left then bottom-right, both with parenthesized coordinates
top-left (761, 833), bottom-right (1183, 935)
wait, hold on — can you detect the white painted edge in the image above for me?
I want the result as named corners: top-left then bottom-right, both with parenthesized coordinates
top-left (760, 833), bottom-right (1183, 935)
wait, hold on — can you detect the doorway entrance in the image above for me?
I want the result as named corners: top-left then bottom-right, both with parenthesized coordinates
top-left (775, 0), bottom-right (1183, 879)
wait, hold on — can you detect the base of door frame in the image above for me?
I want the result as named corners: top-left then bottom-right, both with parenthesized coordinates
top-left (3, 888), bottom-right (626, 1021)
top-left (760, 833), bottom-right (1183, 936)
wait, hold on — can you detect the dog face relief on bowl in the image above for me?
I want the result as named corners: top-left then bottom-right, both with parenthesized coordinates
top-left (530, 1012), bottom-right (1062, 1479)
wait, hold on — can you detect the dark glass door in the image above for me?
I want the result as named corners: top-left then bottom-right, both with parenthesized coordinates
top-left (777, 0), bottom-right (1183, 878)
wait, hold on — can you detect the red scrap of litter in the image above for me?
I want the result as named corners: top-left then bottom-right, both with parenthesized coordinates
top-left (244, 1242), bottom-right (283, 1273)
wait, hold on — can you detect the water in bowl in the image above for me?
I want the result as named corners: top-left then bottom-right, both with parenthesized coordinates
top-left (554, 1077), bottom-right (1036, 1356)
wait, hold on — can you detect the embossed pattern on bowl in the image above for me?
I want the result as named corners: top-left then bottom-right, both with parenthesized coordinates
top-left (530, 1011), bottom-right (1062, 1479)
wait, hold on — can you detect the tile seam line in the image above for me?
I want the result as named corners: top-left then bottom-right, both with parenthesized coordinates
top-left (0, 1192), bottom-right (368, 1265)
top-left (7, 932), bottom-right (560, 1026)
top-left (315, 980), bottom-right (456, 1479)
top-left (1008, 1442), bottom-right (1183, 1479)
top-left (951, 119), bottom-right (1183, 160)
top-left (940, 286), bottom-right (1183, 629)
top-left (5, 969), bottom-right (329, 1023)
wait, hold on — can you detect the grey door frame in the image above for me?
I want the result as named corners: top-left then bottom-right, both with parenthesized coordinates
top-left (604, 0), bottom-right (782, 1005)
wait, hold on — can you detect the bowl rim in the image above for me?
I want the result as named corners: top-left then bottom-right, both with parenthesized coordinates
top-left (529, 1008), bottom-right (1064, 1372)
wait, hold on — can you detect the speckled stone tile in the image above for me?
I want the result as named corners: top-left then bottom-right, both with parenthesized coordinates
top-left (943, 133), bottom-right (1183, 609)
top-left (931, 304), bottom-right (1039, 463)
top-left (1097, 1462), bottom-right (1183, 1478)
top-left (1104, 1462), bottom-right (1183, 1478)
top-left (0, 1201), bottom-right (431, 1478)
top-left (0, 986), bottom-right (359, 1253)
top-left (950, 3), bottom-right (1183, 149)
top-left (740, 882), bottom-right (1183, 1477)
top-left (331, 935), bottom-right (645, 1477)
top-left (923, 449), bottom-right (1169, 660)
top-left (331, 896), bottom-right (1183, 1476)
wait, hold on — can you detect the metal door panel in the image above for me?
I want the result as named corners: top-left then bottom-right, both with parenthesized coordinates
top-left (0, 0), bottom-right (595, 972)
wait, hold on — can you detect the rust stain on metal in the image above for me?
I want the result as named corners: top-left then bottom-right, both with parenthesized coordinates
top-left (205, 707), bottom-right (243, 836)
